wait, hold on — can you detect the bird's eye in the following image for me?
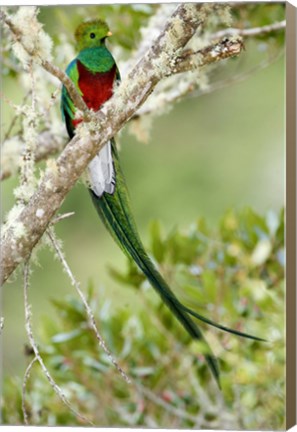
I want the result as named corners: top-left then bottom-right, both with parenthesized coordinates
top-left (90, 32), bottom-right (96, 39)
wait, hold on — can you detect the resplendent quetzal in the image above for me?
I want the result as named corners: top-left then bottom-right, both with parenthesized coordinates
top-left (61, 20), bottom-right (265, 387)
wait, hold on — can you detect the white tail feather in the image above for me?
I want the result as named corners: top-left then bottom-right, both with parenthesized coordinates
top-left (88, 141), bottom-right (115, 197)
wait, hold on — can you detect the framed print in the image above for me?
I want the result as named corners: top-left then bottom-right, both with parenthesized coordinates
top-left (1, 2), bottom-right (296, 430)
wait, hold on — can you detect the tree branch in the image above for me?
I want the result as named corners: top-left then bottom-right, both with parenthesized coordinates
top-left (1, 130), bottom-right (65, 181)
top-left (1, 36), bottom-right (242, 181)
top-left (170, 37), bottom-right (243, 76)
top-left (1, 3), bottom-right (242, 285)
top-left (120, 4), bottom-right (177, 78)
top-left (22, 356), bottom-right (38, 425)
top-left (212, 19), bottom-right (285, 40)
top-left (0, 14), bottom-right (285, 182)
top-left (0, 16), bottom-right (283, 182)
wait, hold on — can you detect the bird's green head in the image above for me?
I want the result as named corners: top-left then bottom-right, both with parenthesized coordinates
top-left (75, 19), bottom-right (112, 51)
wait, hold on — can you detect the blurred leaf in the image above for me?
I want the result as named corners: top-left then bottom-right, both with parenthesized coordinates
top-left (51, 329), bottom-right (82, 343)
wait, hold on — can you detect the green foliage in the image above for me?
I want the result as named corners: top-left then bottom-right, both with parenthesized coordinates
top-left (2, 208), bottom-right (285, 429)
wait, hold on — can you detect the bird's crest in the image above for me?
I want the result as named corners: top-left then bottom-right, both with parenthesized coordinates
top-left (75, 19), bottom-right (112, 51)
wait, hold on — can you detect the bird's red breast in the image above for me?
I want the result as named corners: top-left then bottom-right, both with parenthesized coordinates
top-left (73, 60), bottom-right (117, 127)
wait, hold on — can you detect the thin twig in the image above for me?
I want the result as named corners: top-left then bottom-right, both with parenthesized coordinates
top-left (3, 91), bottom-right (31, 142)
top-left (51, 212), bottom-right (75, 225)
top-left (22, 356), bottom-right (38, 425)
top-left (41, 88), bottom-right (60, 128)
top-left (46, 228), bottom-right (131, 384)
top-left (212, 20), bottom-right (286, 40)
top-left (23, 258), bottom-right (93, 425)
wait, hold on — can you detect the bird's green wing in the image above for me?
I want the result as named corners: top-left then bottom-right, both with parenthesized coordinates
top-left (61, 59), bottom-right (82, 138)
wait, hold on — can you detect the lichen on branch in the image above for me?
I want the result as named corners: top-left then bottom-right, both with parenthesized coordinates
top-left (9, 7), bottom-right (53, 66)
top-left (1, 7), bottom-right (89, 115)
